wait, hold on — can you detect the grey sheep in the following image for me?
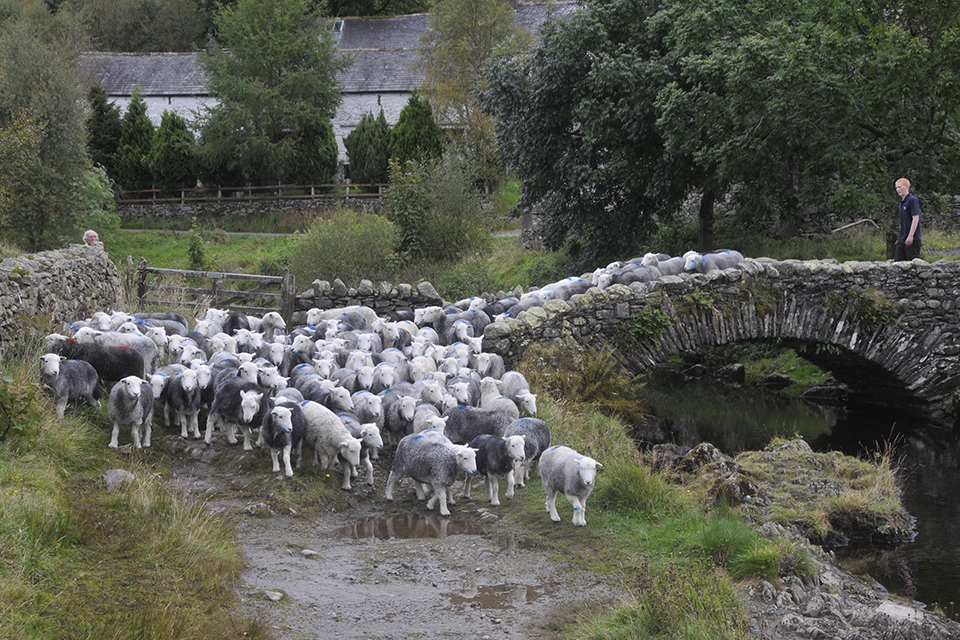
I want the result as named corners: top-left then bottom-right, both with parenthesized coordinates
top-left (46, 334), bottom-right (145, 383)
top-left (75, 326), bottom-right (159, 378)
top-left (378, 388), bottom-right (418, 444)
top-left (338, 411), bottom-right (383, 485)
top-left (39, 353), bottom-right (100, 418)
top-left (260, 399), bottom-right (306, 478)
top-left (299, 400), bottom-right (363, 490)
top-left (465, 434), bottom-right (527, 506)
top-left (504, 418), bottom-right (552, 487)
top-left (441, 405), bottom-right (515, 445)
top-left (166, 368), bottom-right (203, 440)
top-left (206, 380), bottom-right (268, 448)
top-left (539, 445), bottom-right (602, 526)
top-left (683, 249), bottom-right (744, 274)
top-left (108, 375), bottom-right (155, 449)
top-left (385, 430), bottom-right (478, 516)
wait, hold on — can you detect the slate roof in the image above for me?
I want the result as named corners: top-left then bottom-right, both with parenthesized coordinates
top-left (80, 2), bottom-right (581, 97)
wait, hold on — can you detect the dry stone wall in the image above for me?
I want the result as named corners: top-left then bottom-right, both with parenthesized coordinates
top-left (0, 245), bottom-right (125, 343)
top-left (292, 278), bottom-right (443, 325)
top-left (117, 197), bottom-right (382, 220)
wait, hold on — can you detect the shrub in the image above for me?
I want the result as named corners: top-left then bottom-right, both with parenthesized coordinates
top-left (148, 110), bottom-right (197, 194)
top-left (115, 90), bottom-right (155, 192)
top-left (87, 84), bottom-right (122, 181)
top-left (389, 91), bottom-right (444, 165)
top-left (286, 118), bottom-right (338, 185)
top-left (344, 109), bottom-right (390, 186)
top-left (283, 206), bottom-right (399, 287)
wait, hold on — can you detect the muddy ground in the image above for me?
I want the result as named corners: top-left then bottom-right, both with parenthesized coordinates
top-left (160, 434), bottom-right (624, 640)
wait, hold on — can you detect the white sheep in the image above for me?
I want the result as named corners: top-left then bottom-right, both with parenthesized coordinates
top-left (539, 445), bottom-right (601, 526)
top-left (299, 400), bottom-right (363, 490)
top-left (108, 375), bottom-right (155, 449)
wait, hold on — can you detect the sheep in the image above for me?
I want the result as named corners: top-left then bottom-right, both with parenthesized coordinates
top-left (412, 402), bottom-right (448, 435)
top-left (465, 434), bottom-right (527, 506)
top-left (473, 352), bottom-right (506, 380)
top-left (385, 431), bottom-right (478, 516)
top-left (683, 249), bottom-right (744, 274)
top-left (108, 375), bottom-right (155, 449)
top-left (350, 390), bottom-right (383, 426)
top-left (134, 311), bottom-right (189, 329)
top-left (260, 400), bottom-right (306, 478)
top-left (258, 311), bottom-right (287, 343)
top-left (75, 326), bottom-right (159, 377)
top-left (206, 381), bottom-right (268, 448)
top-left (150, 364), bottom-right (187, 427)
top-left (222, 310), bottom-right (251, 336)
top-left (596, 264), bottom-right (662, 288)
top-left (539, 445), bottom-right (602, 526)
top-left (299, 400), bottom-right (363, 490)
top-left (166, 368), bottom-right (203, 440)
top-left (640, 252), bottom-right (685, 276)
top-left (337, 412), bottom-right (383, 485)
top-left (38, 354), bottom-right (100, 418)
top-left (441, 404), bottom-right (515, 445)
top-left (377, 389), bottom-right (418, 444)
top-left (479, 394), bottom-right (520, 422)
top-left (500, 371), bottom-right (532, 405)
top-left (46, 335), bottom-right (146, 383)
top-left (274, 387), bottom-right (305, 404)
top-left (503, 417), bottom-right (552, 487)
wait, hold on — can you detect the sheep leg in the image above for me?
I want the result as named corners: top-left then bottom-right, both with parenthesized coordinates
top-left (567, 494), bottom-right (586, 526)
top-left (385, 471), bottom-right (398, 500)
top-left (241, 425), bottom-right (254, 451)
top-left (505, 469), bottom-right (517, 500)
top-left (340, 461), bottom-right (352, 490)
top-left (463, 473), bottom-right (473, 498)
top-left (269, 448), bottom-right (281, 473)
top-left (179, 411), bottom-right (190, 439)
top-left (282, 444), bottom-right (294, 478)
top-left (164, 403), bottom-right (172, 427)
top-left (204, 413), bottom-right (218, 444)
top-left (143, 420), bottom-right (152, 448)
top-left (188, 412), bottom-right (200, 440)
top-left (131, 423), bottom-right (142, 449)
top-left (362, 455), bottom-right (374, 486)
top-left (487, 475), bottom-right (500, 506)
top-left (544, 486), bottom-right (561, 522)
top-left (56, 398), bottom-right (68, 419)
top-left (225, 420), bottom-right (239, 445)
top-left (109, 422), bottom-right (121, 449)
top-left (435, 486), bottom-right (451, 516)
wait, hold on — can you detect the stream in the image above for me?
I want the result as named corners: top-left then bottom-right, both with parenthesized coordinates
top-left (636, 367), bottom-right (960, 621)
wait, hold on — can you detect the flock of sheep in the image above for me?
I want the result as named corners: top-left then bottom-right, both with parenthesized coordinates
top-left (39, 298), bottom-right (607, 526)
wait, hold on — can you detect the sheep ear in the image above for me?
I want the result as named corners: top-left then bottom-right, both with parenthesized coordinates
top-left (596, 462), bottom-right (604, 469)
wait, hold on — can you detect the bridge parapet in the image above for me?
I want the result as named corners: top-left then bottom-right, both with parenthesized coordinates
top-left (483, 257), bottom-right (960, 423)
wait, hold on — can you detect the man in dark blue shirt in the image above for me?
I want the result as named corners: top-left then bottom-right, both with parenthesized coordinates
top-left (894, 178), bottom-right (921, 261)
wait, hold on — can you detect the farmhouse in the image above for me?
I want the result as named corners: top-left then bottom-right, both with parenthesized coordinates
top-left (78, 2), bottom-right (578, 167)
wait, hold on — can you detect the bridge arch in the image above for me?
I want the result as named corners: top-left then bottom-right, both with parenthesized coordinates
top-left (483, 258), bottom-right (960, 423)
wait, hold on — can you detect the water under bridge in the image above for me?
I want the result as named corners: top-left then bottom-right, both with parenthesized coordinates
top-left (483, 257), bottom-right (960, 425)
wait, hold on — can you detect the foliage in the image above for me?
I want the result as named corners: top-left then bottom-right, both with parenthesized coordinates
top-left (115, 90), bottom-right (155, 191)
top-left (851, 288), bottom-right (902, 333)
top-left (384, 149), bottom-right (490, 264)
top-left (432, 256), bottom-right (496, 302)
top-left (615, 306), bottom-right (672, 352)
top-left (73, 165), bottom-right (122, 241)
top-left (417, 0), bottom-right (530, 187)
top-left (343, 109), bottom-right (391, 186)
top-left (186, 216), bottom-right (209, 271)
top-left (286, 116), bottom-right (339, 185)
top-left (86, 84), bottom-right (122, 180)
top-left (148, 109), bottom-right (197, 194)
top-left (197, 0), bottom-right (349, 186)
top-left (64, 0), bottom-right (206, 51)
top-left (0, 373), bottom-right (42, 442)
top-left (0, 2), bottom-right (91, 251)
top-left (282, 206), bottom-right (399, 288)
top-left (388, 91), bottom-right (444, 166)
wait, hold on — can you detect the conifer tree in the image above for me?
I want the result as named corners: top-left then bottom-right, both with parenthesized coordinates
top-left (287, 117), bottom-right (339, 185)
top-left (344, 109), bottom-right (390, 186)
top-left (389, 92), bottom-right (444, 166)
top-left (115, 90), bottom-right (155, 192)
top-left (86, 85), bottom-right (122, 182)
top-left (148, 110), bottom-right (197, 194)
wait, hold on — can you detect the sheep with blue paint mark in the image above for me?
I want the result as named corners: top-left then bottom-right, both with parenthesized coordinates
top-left (166, 368), bottom-right (203, 440)
top-left (385, 430), bottom-right (478, 516)
top-left (39, 353), bottom-right (100, 418)
top-left (683, 249), bottom-right (744, 274)
top-left (299, 400), bottom-right (363, 490)
top-left (260, 399), bottom-right (306, 477)
top-left (539, 445), bottom-right (601, 526)
top-left (504, 418), bottom-right (552, 487)
top-left (465, 434), bottom-right (526, 506)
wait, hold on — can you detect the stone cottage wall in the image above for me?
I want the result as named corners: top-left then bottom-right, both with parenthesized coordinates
top-left (0, 245), bottom-right (126, 343)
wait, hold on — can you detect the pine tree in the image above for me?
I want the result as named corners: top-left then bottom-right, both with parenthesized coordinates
top-left (148, 110), bottom-right (197, 194)
top-left (287, 118), bottom-right (339, 185)
top-left (115, 90), bottom-right (155, 192)
top-left (389, 92), bottom-right (444, 166)
top-left (86, 85), bottom-right (122, 182)
top-left (344, 108), bottom-right (390, 186)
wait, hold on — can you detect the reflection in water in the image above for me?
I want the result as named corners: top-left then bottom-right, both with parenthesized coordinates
top-left (444, 583), bottom-right (543, 610)
top-left (336, 513), bottom-right (480, 540)
top-left (638, 371), bottom-right (960, 621)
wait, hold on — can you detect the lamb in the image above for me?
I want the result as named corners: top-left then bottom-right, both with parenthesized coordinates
top-left (46, 334), bottom-right (145, 383)
top-left (150, 364), bottom-right (187, 427)
top-left (108, 375), bottom-right (155, 449)
top-left (299, 400), bottom-right (363, 490)
top-left (38, 353), bottom-right (100, 418)
top-left (385, 431), bottom-right (478, 516)
top-left (640, 252), bottom-right (686, 276)
top-left (412, 402), bottom-right (448, 435)
top-left (206, 381), bottom-right (268, 448)
top-left (441, 405), bottom-right (515, 445)
top-left (473, 352), bottom-right (506, 380)
top-left (259, 400), bottom-right (306, 477)
top-left (378, 389), bottom-right (418, 444)
top-left (465, 434), bottom-right (526, 506)
top-left (166, 368), bottom-right (203, 440)
top-left (500, 371), bottom-right (532, 405)
top-left (539, 445), bottom-right (602, 526)
top-left (350, 390), bottom-right (383, 425)
top-left (503, 417), bottom-right (552, 487)
top-left (337, 411), bottom-right (383, 485)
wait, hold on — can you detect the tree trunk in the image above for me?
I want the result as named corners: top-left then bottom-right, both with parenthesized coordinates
top-left (699, 188), bottom-right (715, 252)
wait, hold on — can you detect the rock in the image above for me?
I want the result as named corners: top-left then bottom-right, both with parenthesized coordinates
top-left (649, 443), bottom-right (691, 472)
top-left (709, 471), bottom-right (771, 507)
top-left (801, 384), bottom-right (848, 405)
top-left (758, 373), bottom-right (795, 390)
top-left (716, 363), bottom-right (745, 385)
top-left (682, 363), bottom-right (709, 378)
top-left (104, 468), bottom-right (135, 491)
top-left (677, 442), bottom-right (727, 474)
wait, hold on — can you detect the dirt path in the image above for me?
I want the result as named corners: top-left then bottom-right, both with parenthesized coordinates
top-left (162, 435), bottom-right (622, 640)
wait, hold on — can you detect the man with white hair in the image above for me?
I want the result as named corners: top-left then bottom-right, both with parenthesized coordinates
top-left (83, 229), bottom-right (104, 250)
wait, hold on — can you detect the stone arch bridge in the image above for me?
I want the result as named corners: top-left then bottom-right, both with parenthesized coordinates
top-left (483, 258), bottom-right (960, 425)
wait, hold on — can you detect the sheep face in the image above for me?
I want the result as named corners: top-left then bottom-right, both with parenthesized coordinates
top-left (240, 391), bottom-right (263, 423)
top-left (399, 395), bottom-right (417, 421)
top-left (150, 373), bottom-right (168, 397)
top-left (339, 438), bottom-right (363, 467)
top-left (258, 366), bottom-right (283, 390)
top-left (505, 435), bottom-right (527, 463)
top-left (238, 361), bottom-right (259, 383)
top-left (360, 424), bottom-right (383, 450)
top-left (271, 406), bottom-right (294, 432)
top-left (119, 375), bottom-right (142, 400)
top-left (39, 353), bottom-right (62, 376)
top-left (520, 393), bottom-right (538, 416)
top-left (179, 368), bottom-right (198, 393)
top-left (577, 457), bottom-right (601, 487)
top-left (194, 365), bottom-right (213, 389)
top-left (455, 445), bottom-right (478, 475)
top-left (329, 387), bottom-right (353, 411)
top-left (425, 415), bottom-right (448, 435)
top-left (449, 381), bottom-right (470, 405)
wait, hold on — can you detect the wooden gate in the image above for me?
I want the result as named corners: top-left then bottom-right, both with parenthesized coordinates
top-left (131, 258), bottom-right (296, 325)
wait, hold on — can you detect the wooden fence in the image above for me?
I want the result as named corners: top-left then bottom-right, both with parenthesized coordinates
top-left (130, 257), bottom-right (296, 324)
top-left (116, 183), bottom-right (388, 205)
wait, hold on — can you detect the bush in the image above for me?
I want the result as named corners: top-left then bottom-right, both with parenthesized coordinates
top-left (148, 110), bottom-right (197, 194)
top-left (389, 91), bottom-right (444, 165)
top-left (283, 206), bottom-right (399, 287)
top-left (344, 109), bottom-right (390, 186)
top-left (115, 90), bottom-right (155, 192)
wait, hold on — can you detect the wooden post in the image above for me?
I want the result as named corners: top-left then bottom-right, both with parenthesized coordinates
top-left (281, 268), bottom-right (295, 326)
top-left (211, 278), bottom-right (221, 306)
top-left (136, 257), bottom-right (148, 309)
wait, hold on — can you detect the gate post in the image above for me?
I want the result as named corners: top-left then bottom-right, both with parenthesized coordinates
top-left (281, 268), bottom-right (295, 326)
top-left (135, 257), bottom-right (148, 309)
